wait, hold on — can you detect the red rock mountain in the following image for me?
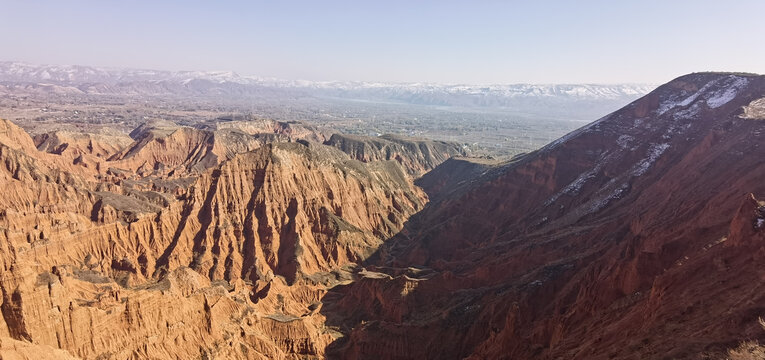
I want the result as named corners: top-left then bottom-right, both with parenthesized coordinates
top-left (324, 72), bottom-right (765, 359)
top-left (1, 72), bottom-right (764, 359)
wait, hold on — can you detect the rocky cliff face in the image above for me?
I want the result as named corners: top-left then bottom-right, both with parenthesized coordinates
top-left (324, 133), bottom-right (469, 177)
top-left (151, 142), bottom-right (425, 285)
top-left (212, 118), bottom-right (331, 144)
top-left (0, 116), bottom-right (435, 359)
top-left (34, 131), bottom-right (133, 159)
top-left (33, 131), bottom-right (134, 173)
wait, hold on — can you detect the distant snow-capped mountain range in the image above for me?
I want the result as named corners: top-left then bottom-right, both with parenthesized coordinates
top-left (0, 61), bottom-right (656, 118)
top-left (0, 61), bottom-right (245, 84)
top-left (0, 61), bottom-right (654, 98)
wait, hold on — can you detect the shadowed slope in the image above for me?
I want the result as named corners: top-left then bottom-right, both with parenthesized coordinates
top-left (324, 73), bottom-right (765, 359)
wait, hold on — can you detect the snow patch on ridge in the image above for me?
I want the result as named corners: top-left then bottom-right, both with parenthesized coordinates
top-left (657, 81), bottom-right (718, 115)
top-left (544, 150), bottom-right (619, 206)
top-left (616, 135), bottom-right (634, 149)
top-left (706, 77), bottom-right (750, 108)
top-left (575, 143), bottom-right (669, 216)
top-left (543, 139), bottom-right (673, 219)
top-left (586, 182), bottom-right (630, 214)
top-left (562, 166), bottom-right (600, 195)
top-left (633, 143), bottom-right (670, 176)
top-left (658, 75), bottom-right (750, 115)
top-left (672, 104), bottom-right (701, 121)
top-left (544, 167), bottom-right (598, 206)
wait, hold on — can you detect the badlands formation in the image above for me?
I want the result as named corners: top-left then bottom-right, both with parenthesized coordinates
top-left (0, 73), bottom-right (765, 359)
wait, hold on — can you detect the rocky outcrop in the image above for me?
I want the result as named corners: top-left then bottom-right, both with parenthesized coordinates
top-left (34, 131), bottom-right (133, 159)
top-left (0, 118), bottom-right (40, 154)
top-left (108, 120), bottom-right (331, 178)
top-left (33, 131), bottom-right (133, 174)
top-left (108, 126), bottom-right (225, 176)
top-left (152, 142), bottom-right (426, 285)
top-left (213, 117), bottom-right (331, 143)
top-left (325, 133), bottom-right (468, 177)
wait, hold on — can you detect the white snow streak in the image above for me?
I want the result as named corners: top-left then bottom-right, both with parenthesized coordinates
top-left (706, 77), bottom-right (750, 108)
top-left (633, 143), bottom-right (670, 176)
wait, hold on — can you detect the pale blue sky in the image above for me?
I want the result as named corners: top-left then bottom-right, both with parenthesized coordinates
top-left (1, 0), bottom-right (763, 84)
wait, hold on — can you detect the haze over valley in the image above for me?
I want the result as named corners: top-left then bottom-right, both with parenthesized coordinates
top-left (0, 61), bottom-right (654, 158)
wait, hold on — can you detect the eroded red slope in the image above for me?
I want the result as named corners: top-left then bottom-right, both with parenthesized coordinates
top-left (324, 73), bottom-right (765, 359)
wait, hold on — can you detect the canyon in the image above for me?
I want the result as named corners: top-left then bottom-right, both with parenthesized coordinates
top-left (0, 72), bottom-right (764, 359)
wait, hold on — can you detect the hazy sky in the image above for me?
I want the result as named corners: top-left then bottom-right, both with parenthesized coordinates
top-left (1, 0), bottom-right (763, 84)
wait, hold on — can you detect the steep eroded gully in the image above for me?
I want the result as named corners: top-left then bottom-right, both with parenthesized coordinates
top-left (0, 128), bottom-right (436, 358)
